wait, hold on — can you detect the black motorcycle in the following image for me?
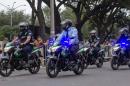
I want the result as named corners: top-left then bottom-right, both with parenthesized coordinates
top-left (111, 43), bottom-right (130, 70)
top-left (0, 42), bottom-right (41, 77)
top-left (83, 43), bottom-right (105, 68)
top-left (46, 38), bottom-right (84, 78)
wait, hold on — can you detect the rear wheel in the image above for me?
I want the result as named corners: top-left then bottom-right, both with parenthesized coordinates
top-left (46, 58), bottom-right (59, 78)
top-left (111, 56), bottom-right (119, 70)
top-left (0, 59), bottom-right (13, 77)
top-left (84, 62), bottom-right (89, 69)
top-left (28, 55), bottom-right (41, 74)
top-left (96, 57), bottom-right (104, 68)
top-left (73, 55), bottom-right (84, 75)
top-left (128, 65), bottom-right (130, 68)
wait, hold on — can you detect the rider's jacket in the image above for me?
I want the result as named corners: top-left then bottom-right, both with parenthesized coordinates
top-left (54, 27), bottom-right (79, 46)
top-left (18, 29), bottom-right (34, 44)
top-left (88, 36), bottom-right (100, 47)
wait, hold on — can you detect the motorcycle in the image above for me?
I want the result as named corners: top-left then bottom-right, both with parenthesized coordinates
top-left (46, 38), bottom-right (84, 78)
top-left (82, 43), bottom-right (105, 68)
top-left (0, 42), bottom-right (41, 77)
top-left (111, 42), bottom-right (130, 70)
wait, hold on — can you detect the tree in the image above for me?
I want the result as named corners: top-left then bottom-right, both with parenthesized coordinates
top-left (27, 0), bottom-right (47, 40)
top-left (42, 0), bottom-right (65, 34)
top-left (0, 10), bottom-right (29, 26)
top-left (57, 0), bottom-right (130, 41)
top-left (27, 0), bottom-right (130, 41)
top-left (0, 25), bottom-right (19, 41)
top-left (61, 7), bottom-right (76, 22)
top-left (0, 10), bottom-right (29, 41)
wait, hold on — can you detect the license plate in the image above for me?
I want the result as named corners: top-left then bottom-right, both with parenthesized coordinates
top-left (0, 53), bottom-right (9, 59)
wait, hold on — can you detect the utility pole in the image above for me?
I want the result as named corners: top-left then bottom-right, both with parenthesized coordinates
top-left (50, 0), bottom-right (55, 36)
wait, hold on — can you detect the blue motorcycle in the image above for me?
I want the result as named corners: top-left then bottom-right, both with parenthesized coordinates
top-left (111, 41), bottom-right (130, 70)
top-left (46, 38), bottom-right (84, 78)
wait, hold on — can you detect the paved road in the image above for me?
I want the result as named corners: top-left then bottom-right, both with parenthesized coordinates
top-left (0, 62), bottom-right (130, 86)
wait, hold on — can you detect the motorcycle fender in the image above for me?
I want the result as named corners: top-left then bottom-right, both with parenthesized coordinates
top-left (49, 56), bottom-right (57, 60)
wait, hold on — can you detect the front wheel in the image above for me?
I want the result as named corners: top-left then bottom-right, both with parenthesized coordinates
top-left (0, 59), bottom-right (13, 77)
top-left (46, 58), bottom-right (59, 78)
top-left (111, 56), bottom-right (119, 70)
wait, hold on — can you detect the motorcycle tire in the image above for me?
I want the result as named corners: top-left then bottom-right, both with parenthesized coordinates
top-left (73, 56), bottom-right (84, 75)
top-left (96, 57), bottom-right (104, 68)
top-left (0, 59), bottom-right (13, 77)
top-left (28, 55), bottom-right (41, 74)
top-left (46, 58), bottom-right (59, 78)
top-left (111, 56), bottom-right (119, 70)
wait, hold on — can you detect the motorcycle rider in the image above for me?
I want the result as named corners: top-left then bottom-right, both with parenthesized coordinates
top-left (116, 26), bottom-right (130, 60)
top-left (13, 22), bottom-right (34, 60)
top-left (88, 30), bottom-right (100, 59)
top-left (54, 19), bottom-right (79, 59)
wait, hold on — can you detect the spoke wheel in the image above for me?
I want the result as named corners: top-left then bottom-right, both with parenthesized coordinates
top-left (0, 59), bottom-right (13, 77)
top-left (46, 58), bottom-right (59, 78)
top-left (111, 57), bottom-right (119, 70)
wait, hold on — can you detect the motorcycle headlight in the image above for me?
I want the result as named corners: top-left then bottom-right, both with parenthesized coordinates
top-left (113, 47), bottom-right (120, 52)
top-left (84, 48), bottom-right (89, 51)
top-left (50, 46), bottom-right (60, 53)
top-left (47, 49), bottom-right (51, 53)
top-left (4, 47), bottom-right (12, 52)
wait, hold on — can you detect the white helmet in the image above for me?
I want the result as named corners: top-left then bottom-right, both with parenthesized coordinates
top-left (19, 22), bottom-right (28, 26)
top-left (19, 22), bottom-right (29, 30)
top-left (61, 19), bottom-right (73, 30)
top-left (90, 30), bottom-right (97, 34)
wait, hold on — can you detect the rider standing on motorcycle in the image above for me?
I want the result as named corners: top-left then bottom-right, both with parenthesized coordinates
top-left (88, 30), bottom-right (100, 58)
top-left (54, 19), bottom-right (79, 57)
top-left (13, 22), bottom-right (34, 59)
top-left (116, 26), bottom-right (130, 60)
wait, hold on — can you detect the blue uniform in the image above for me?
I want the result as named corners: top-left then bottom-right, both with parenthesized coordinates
top-left (18, 29), bottom-right (34, 56)
top-left (54, 27), bottom-right (79, 46)
top-left (54, 27), bottom-right (79, 55)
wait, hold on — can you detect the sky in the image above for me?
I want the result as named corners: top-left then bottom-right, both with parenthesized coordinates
top-left (0, 0), bottom-right (36, 15)
top-left (0, 0), bottom-right (65, 15)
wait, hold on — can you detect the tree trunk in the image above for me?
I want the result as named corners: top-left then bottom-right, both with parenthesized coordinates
top-left (27, 0), bottom-right (47, 40)
top-left (36, 10), bottom-right (47, 40)
top-left (76, 22), bottom-right (83, 41)
top-left (31, 0), bottom-right (36, 25)
top-left (36, 0), bottom-right (47, 40)
top-left (54, 7), bottom-right (61, 34)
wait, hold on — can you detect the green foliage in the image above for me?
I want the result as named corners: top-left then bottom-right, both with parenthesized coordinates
top-left (0, 25), bottom-right (19, 41)
top-left (82, 20), bottom-right (95, 39)
top-left (0, 35), bottom-right (4, 41)
top-left (61, 7), bottom-right (76, 23)
top-left (42, 6), bottom-right (50, 26)
top-left (117, 0), bottom-right (130, 9)
top-left (0, 10), bottom-right (30, 26)
top-left (0, 10), bottom-right (29, 41)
